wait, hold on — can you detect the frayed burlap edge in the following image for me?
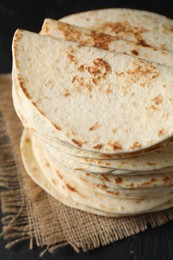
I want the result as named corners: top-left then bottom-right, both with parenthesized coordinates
top-left (0, 74), bottom-right (173, 254)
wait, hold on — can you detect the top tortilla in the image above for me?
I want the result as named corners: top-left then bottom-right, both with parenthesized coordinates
top-left (12, 29), bottom-right (173, 154)
top-left (60, 8), bottom-right (173, 52)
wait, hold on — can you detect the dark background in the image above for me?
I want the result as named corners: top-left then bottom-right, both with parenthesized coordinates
top-left (1, 0), bottom-right (173, 259)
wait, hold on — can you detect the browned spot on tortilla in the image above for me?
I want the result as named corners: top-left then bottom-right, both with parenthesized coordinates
top-left (121, 206), bottom-right (125, 210)
top-left (13, 30), bottom-right (24, 69)
top-left (72, 75), bottom-right (85, 92)
top-left (17, 75), bottom-right (31, 99)
top-left (51, 122), bottom-right (61, 131)
top-left (151, 178), bottom-right (156, 182)
top-left (137, 39), bottom-right (151, 48)
top-left (74, 168), bottom-right (84, 171)
top-left (140, 181), bottom-right (152, 186)
top-left (72, 138), bottom-right (83, 147)
top-left (112, 128), bottom-right (118, 134)
top-left (126, 60), bottom-right (159, 86)
top-left (45, 162), bottom-right (50, 167)
top-left (163, 176), bottom-right (170, 182)
top-left (94, 22), bottom-right (147, 42)
top-left (32, 102), bottom-right (46, 116)
top-left (32, 167), bottom-right (37, 171)
top-left (63, 89), bottom-right (70, 97)
top-left (67, 53), bottom-right (77, 64)
top-left (56, 170), bottom-right (63, 179)
top-left (115, 177), bottom-right (122, 184)
top-left (85, 172), bottom-right (91, 176)
top-left (66, 184), bottom-right (77, 192)
top-left (152, 95), bottom-right (163, 105)
top-left (131, 50), bottom-right (139, 55)
top-left (108, 141), bottom-right (122, 151)
top-left (150, 105), bottom-right (158, 111)
top-left (96, 184), bottom-right (108, 189)
top-left (107, 191), bottom-right (120, 195)
top-left (55, 21), bottom-right (83, 42)
top-left (136, 198), bottom-right (144, 204)
top-left (146, 162), bottom-right (157, 166)
top-left (87, 58), bottom-right (112, 85)
top-left (107, 190), bottom-right (120, 196)
top-left (101, 175), bottom-right (110, 181)
top-left (130, 141), bottom-right (142, 149)
top-left (42, 22), bottom-right (49, 33)
top-left (97, 160), bottom-right (103, 165)
top-left (105, 87), bottom-right (112, 94)
top-left (116, 72), bottom-right (124, 77)
top-left (158, 129), bottom-right (167, 137)
top-left (84, 158), bottom-right (94, 163)
top-left (90, 31), bottom-right (114, 50)
top-left (127, 183), bottom-right (134, 187)
top-left (89, 121), bottom-right (100, 131)
top-left (93, 144), bottom-right (103, 150)
top-left (105, 162), bottom-right (111, 166)
top-left (162, 24), bottom-right (173, 33)
top-left (45, 80), bottom-right (54, 89)
top-left (51, 178), bottom-right (57, 185)
top-left (25, 138), bottom-right (30, 143)
top-left (78, 64), bottom-right (85, 72)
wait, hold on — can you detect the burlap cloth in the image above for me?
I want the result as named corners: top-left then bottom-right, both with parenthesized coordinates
top-left (1, 74), bottom-right (173, 253)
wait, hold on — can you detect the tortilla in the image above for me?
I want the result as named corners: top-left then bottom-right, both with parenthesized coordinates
top-left (41, 19), bottom-right (173, 68)
top-left (12, 29), bottom-right (173, 154)
top-left (60, 9), bottom-right (173, 52)
top-left (21, 129), bottom-right (173, 216)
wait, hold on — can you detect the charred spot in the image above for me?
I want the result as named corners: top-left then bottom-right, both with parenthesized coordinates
top-left (146, 162), bottom-right (157, 166)
top-left (51, 178), bottom-right (57, 185)
top-left (105, 162), bottom-right (111, 166)
top-left (158, 129), bottom-right (167, 137)
top-left (17, 75), bottom-right (31, 99)
top-left (25, 138), bottom-right (30, 143)
top-left (56, 21), bottom-right (82, 42)
top-left (163, 176), bottom-right (170, 182)
top-left (131, 49), bottom-right (139, 55)
top-left (72, 138), bottom-right (83, 147)
top-left (90, 31), bottom-right (114, 50)
top-left (137, 39), bottom-right (151, 48)
top-left (93, 144), bottom-right (103, 150)
top-left (127, 183), bottom-right (134, 187)
top-left (45, 162), bottom-right (50, 167)
top-left (89, 122), bottom-right (100, 131)
top-left (101, 175), bottom-right (110, 182)
top-left (94, 22), bottom-right (147, 43)
top-left (74, 168), bottom-right (84, 171)
top-left (51, 122), bottom-right (61, 131)
top-left (108, 141), bottom-right (122, 151)
top-left (78, 64), bottom-right (85, 72)
top-left (63, 89), bottom-right (70, 97)
top-left (107, 191), bottom-right (120, 195)
top-left (115, 177), bottom-right (122, 184)
top-left (152, 95), bottom-right (163, 105)
top-left (56, 170), bottom-right (63, 180)
top-left (130, 141), bottom-right (142, 149)
top-left (67, 53), bottom-right (77, 64)
top-left (66, 184), bottom-right (77, 192)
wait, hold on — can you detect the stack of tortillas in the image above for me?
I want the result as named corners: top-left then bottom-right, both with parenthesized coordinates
top-left (11, 9), bottom-right (173, 217)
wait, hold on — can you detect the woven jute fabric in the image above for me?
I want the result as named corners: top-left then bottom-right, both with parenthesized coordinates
top-left (1, 74), bottom-right (173, 253)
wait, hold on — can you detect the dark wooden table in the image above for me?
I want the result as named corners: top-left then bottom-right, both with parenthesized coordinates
top-left (1, 0), bottom-right (173, 259)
